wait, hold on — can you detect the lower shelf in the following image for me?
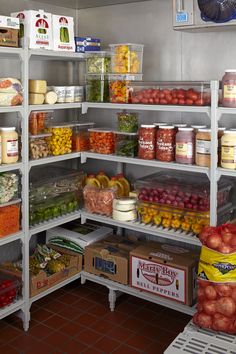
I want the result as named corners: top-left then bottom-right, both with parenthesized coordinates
top-left (0, 299), bottom-right (24, 321)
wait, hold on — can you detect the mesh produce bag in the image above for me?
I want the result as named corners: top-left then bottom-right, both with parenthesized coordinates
top-left (198, 0), bottom-right (236, 22)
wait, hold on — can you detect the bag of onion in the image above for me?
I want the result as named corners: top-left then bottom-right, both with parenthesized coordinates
top-left (193, 224), bottom-right (236, 334)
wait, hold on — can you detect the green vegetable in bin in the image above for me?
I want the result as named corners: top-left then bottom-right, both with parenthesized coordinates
top-left (86, 77), bottom-right (109, 102)
top-left (117, 112), bottom-right (139, 133)
top-left (60, 27), bottom-right (69, 43)
top-left (116, 137), bottom-right (138, 157)
top-left (87, 56), bottom-right (111, 74)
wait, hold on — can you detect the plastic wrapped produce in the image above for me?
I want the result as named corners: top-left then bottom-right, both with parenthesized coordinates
top-left (0, 173), bottom-right (18, 204)
top-left (83, 185), bottom-right (117, 216)
top-left (0, 272), bottom-right (21, 309)
top-left (0, 92), bottom-right (23, 106)
top-left (0, 78), bottom-right (23, 94)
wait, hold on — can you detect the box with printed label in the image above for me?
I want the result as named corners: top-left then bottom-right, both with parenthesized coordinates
top-left (130, 243), bottom-right (199, 306)
top-left (52, 15), bottom-right (75, 52)
top-left (11, 10), bottom-right (52, 49)
top-left (75, 37), bottom-right (100, 53)
top-left (0, 16), bottom-right (19, 47)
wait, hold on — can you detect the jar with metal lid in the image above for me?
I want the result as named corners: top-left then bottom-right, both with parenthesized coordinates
top-left (218, 127), bottom-right (226, 165)
top-left (156, 126), bottom-right (176, 162)
top-left (222, 70), bottom-right (236, 107)
top-left (196, 129), bottom-right (211, 167)
top-left (221, 130), bottom-right (236, 169)
top-left (138, 125), bottom-right (156, 160)
top-left (0, 127), bottom-right (19, 164)
top-left (191, 125), bottom-right (207, 134)
top-left (173, 124), bottom-right (187, 132)
top-left (175, 128), bottom-right (194, 165)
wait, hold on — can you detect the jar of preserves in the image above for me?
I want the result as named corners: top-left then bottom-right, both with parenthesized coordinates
top-left (156, 126), bottom-right (176, 162)
top-left (174, 124), bottom-right (187, 132)
top-left (221, 130), bottom-right (236, 169)
top-left (0, 127), bottom-right (19, 164)
top-left (138, 125), bottom-right (156, 160)
top-left (222, 70), bottom-right (236, 107)
top-left (196, 129), bottom-right (211, 167)
top-left (218, 127), bottom-right (226, 165)
top-left (153, 122), bottom-right (167, 128)
top-left (191, 125), bottom-right (207, 134)
top-left (175, 128), bottom-right (194, 165)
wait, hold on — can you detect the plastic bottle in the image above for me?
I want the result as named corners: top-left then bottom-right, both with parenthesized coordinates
top-left (116, 173), bottom-right (130, 196)
top-left (108, 177), bottom-right (124, 197)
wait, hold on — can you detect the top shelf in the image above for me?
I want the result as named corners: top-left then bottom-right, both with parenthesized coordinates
top-left (0, 47), bottom-right (24, 59)
top-left (28, 49), bottom-right (85, 61)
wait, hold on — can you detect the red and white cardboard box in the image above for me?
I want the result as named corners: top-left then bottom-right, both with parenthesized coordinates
top-left (52, 15), bottom-right (75, 52)
top-left (130, 243), bottom-right (199, 306)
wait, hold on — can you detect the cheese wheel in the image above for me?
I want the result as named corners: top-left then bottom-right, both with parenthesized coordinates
top-left (29, 93), bottom-right (45, 105)
top-left (29, 80), bottom-right (47, 94)
top-left (44, 91), bottom-right (57, 105)
top-left (113, 204), bottom-right (136, 212)
top-left (113, 199), bottom-right (136, 212)
top-left (112, 209), bottom-right (137, 221)
top-left (129, 191), bottom-right (138, 198)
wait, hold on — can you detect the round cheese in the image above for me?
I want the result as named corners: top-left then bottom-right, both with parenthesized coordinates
top-left (112, 209), bottom-right (137, 221)
top-left (113, 197), bottom-right (136, 210)
top-left (45, 91), bottom-right (58, 105)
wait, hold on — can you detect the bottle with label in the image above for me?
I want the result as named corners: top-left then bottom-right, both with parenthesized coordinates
top-left (0, 127), bottom-right (18, 164)
top-left (138, 125), bottom-right (156, 160)
top-left (221, 130), bottom-right (236, 170)
top-left (175, 128), bottom-right (194, 165)
top-left (222, 70), bottom-right (236, 107)
top-left (196, 129), bottom-right (211, 167)
top-left (156, 126), bottom-right (176, 162)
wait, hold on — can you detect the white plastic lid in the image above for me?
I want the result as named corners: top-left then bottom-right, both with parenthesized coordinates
top-left (178, 128), bottom-right (193, 132)
top-left (30, 133), bottom-right (52, 138)
top-left (191, 125), bottom-right (207, 129)
top-left (218, 127), bottom-right (226, 131)
top-left (108, 74), bottom-right (143, 80)
top-left (115, 131), bottom-right (138, 136)
top-left (72, 122), bottom-right (94, 127)
top-left (0, 127), bottom-right (16, 131)
top-left (230, 128), bottom-right (236, 131)
top-left (160, 126), bottom-right (175, 129)
top-left (88, 128), bottom-right (113, 133)
top-left (198, 129), bottom-right (211, 133)
top-left (174, 124), bottom-right (187, 127)
top-left (225, 70), bottom-right (236, 73)
top-left (114, 197), bottom-right (136, 205)
top-left (140, 125), bottom-right (155, 128)
top-left (109, 43), bottom-right (144, 47)
top-left (153, 122), bottom-right (167, 126)
top-left (224, 130), bottom-right (236, 134)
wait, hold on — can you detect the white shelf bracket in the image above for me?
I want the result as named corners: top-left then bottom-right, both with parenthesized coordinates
top-left (80, 272), bottom-right (86, 285)
top-left (81, 103), bottom-right (88, 114)
top-left (108, 287), bottom-right (117, 311)
top-left (80, 152), bottom-right (87, 164)
top-left (81, 214), bottom-right (87, 224)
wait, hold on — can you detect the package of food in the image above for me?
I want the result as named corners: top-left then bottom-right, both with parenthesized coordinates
top-left (86, 74), bottom-right (109, 103)
top-left (114, 131), bottom-right (138, 157)
top-left (0, 78), bottom-right (22, 94)
top-left (0, 201), bottom-right (20, 237)
top-left (52, 15), bottom-right (75, 52)
top-left (0, 16), bottom-right (19, 47)
top-left (0, 92), bottom-right (23, 106)
top-left (75, 37), bottom-right (100, 53)
top-left (29, 134), bottom-right (52, 160)
top-left (0, 271), bottom-right (21, 308)
top-left (74, 86), bottom-right (84, 102)
top-left (86, 51), bottom-right (111, 74)
top-left (89, 128), bottom-right (115, 154)
top-left (29, 111), bottom-right (53, 135)
top-left (83, 185), bottom-right (117, 217)
top-left (45, 123), bottom-right (73, 156)
top-left (72, 123), bottom-right (94, 152)
top-left (109, 74), bottom-right (142, 103)
top-left (110, 43), bottom-right (144, 74)
top-left (0, 173), bottom-right (19, 204)
top-left (117, 112), bottom-right (139, 133)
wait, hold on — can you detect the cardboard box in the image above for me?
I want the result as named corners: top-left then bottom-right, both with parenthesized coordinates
top-left (30, 245), bottom-right (82, 297)
top-left (0, 16), bottom-right (19, 47)
top-left (75, 37), bottom-right (100, 53)
top-left (130, 243), bottom-right (199, 306)
top-left (11, 10), bottom-right (52, 49)
top-left (52, 15), bottom-right (75, 52)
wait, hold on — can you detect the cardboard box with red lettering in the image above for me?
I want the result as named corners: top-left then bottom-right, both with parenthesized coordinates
top-left (52, 15), bottom-right (75, 52)
top-left (130, 243), bottom-right (199, 306)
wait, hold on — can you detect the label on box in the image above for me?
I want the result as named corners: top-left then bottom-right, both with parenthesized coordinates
top-left (7, 140), bottom-right (18, 157)
top-left (131, 255), bottom-right (186, 303)
top-left (52, 15), bottom-right (75, 52)
top-left (94, 256), bottom-right (116, 275)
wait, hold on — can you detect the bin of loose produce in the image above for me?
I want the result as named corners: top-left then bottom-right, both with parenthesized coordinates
top-left (117, 112), bottom-right (138, 132)
top-left (86, 51), bottom-right (111, 74)
top-left (136, 171), bottom-right (232, 212)
top-left (0, 200), bottom-right (20, 237)
top-left (109, 43), bottom-right (144, 74)
top-left (29, 134), bottom-right (52, 160)
top-left (45, 123), bottom-right (73, 156)
top-left (0, 271), bottom-right (21, 309)
top-left (0, 173), bottom-right (19, 204)
top-left (89, 128), bottom-right (115, 154)
top-left (130, 81), bottom-right (211, 106)
top-left (83, 184), bottom-right (117, 217)
top-left (109, 74), bottom-right (142, 104)
top-left (86, 74), bottom-right (109, 102)
top-left (29, 111), bottom-right (53, 135)
top-left (114, 131), bottom-right (138, 157)
top-left (72, 122), bottom-right (94, 152)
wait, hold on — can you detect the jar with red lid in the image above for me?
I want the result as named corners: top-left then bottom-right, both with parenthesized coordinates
top-left (156, 126), bottom-right (176, 162)
top-left (138, 125), bottom-right (156, 160)
top-left (175, 128), bottom-right (194, 165)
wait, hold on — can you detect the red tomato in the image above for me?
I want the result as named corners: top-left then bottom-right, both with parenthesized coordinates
top-left (177, 93), bottom-right (185, 99)
top-left (205, 285), bottom-right (217, 300)
top-left (163, 89), bottom-right (171, 95)
top-left (197, 302), bottom-right (203, 312)
top-left (198, 279), bottom-right (209, 288)
top-left (191, 93), bottom-right (198, 101)
top-left (165, 95), bottom-right (172, 103)
top-left (160, 99), bottom-right (168, 105)
top-left (186, 99), bottom-right (193, 105)
top-left (148, 98), bottom-right (154, 104)
top-left (230, 235), bottom-right (236, 247)
top-left (221, 230), bottom-right (233, 245)
top-left (154, 98), bottom-right (160, 104)
top-left (178, 99), bottom-right (185, 105)
top-left (142, 98), bottom-right (149, 104)
top-left (195, 99), bottom-right (204, 106)
top-left (159, 92), bottom-right (165, 99)
top-left (203, 300), bottom-right (217, 316)
top-left (171, 98), bottom-right (178, 105)
top-left (218, 244), bottom-right (233, 254)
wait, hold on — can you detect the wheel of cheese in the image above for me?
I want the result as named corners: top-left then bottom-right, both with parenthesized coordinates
top-left (112, 209), bottom-right (137, 221)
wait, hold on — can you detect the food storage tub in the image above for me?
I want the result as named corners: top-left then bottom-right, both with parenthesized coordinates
top-left (0, 173), bottom-right (19, 204)
top-left (109, 43), bottom-right (144, 74)
top-left (86, 74), bottom-right (109, 103)
top-left (137, 201), bottom-right (234, 235)
top-left (74, 86), bottom-right (84, 102)
top-left (0, 271), bottom-right (21, 308)
top-left (89, 128), bottom-right (115, 154)
top-left (109, 74), bottom-right (142, 103)
top-left (72, 122), bottom-right (94, 152)
top-left (117, 112), bottom-right (138, 132)
top-left (29, 134), bottom-right (52, 160)
top-left (83, 184), bottom-right (117, 217)
top-left (45, 123), bottom-right (73, 156)
top-left (135, 171), bottom-right (232, 212)
top-left (130, 81), bottom-right (211, 106)
top-left (114, 131), bottom-right (138, 157)
top-left (29, 111), bottom-right (53, 135)
top-left (0, 200), bottom-right (20, 237)
top-left (86, 51), bottom-right (111, 74)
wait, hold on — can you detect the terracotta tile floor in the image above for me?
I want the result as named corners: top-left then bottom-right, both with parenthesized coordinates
top-left (0, 280), bottom-right (191, 353)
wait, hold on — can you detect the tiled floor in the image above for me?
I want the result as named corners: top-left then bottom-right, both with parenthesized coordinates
top-left (0, 280), bottom-right (191, 353)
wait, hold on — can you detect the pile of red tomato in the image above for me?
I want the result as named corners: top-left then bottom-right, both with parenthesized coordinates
top-left (0, 278), bottom-right (17, 308)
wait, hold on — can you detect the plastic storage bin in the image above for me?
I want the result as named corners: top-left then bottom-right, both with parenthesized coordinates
top-left (130, 81), bottom-right (211, 106)
top-left (74, 86), bottom-right (84, 102)
top-left (83, 184), bottom-right (116, 217)
top-left (0, 173), bottom-right (19, 204)
top-left (109, 43), bottom-right (144, 74)
top-left (86, 74), bottom-right (109, 102)
top-left (72, 122), bottom-right (94, 152)
top-left (29, 111), bottom-right (53, 135)
top-left (86, 51), bottom-right (111, 74)
top-left (0, 271), bottom-right (21, 308)
top-left (114, 131), bottom-right (138, 157)
top-left (29, 134), bottom-right (52, 160)
top-left (117, 112), bottom-right (138, 132)
top-left (89, 128), bottom-right (115, 154)
top-left (45, 123), bottom-right (73, 156)
top-left (0, 200), bottom-right (20, 237)
top-left (109, 74), bottom-right (142, 103)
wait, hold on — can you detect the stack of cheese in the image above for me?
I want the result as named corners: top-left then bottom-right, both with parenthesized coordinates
top-left (29, 80), bottom-right (57, 105)
top-left (112, 197), bottom-right (137, 222)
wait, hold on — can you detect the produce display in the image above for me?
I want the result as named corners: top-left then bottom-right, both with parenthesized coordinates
top-left (117, 112), bottom-right (138, 133)
top-left (29, 134), bottom-right (51, 160)
top-left (114, 131), bottom-right (138, 157)
top-left (0, 202), bottom-right (20, 237)
top-left (86, 51), bottom-right (111, 74)
top-left (86, 74), bottom-right (109, 102)
top-left (0, 173), bottom-right (18, 204)
top-left (89, 128), bottom-right (115, 154)
top-left (110, 44), bottom-right (143, 74)
top-left (83, 184), bottom-right (117, 216)
top-left (72, 123), bottom-right (94, 152)
top-left (0, 272), bottom-right (21, 309)
top-left (45, 124), bottom-right (72, 156)
top-left (29, 111), bottom-right (52, 135)
top-left (0, 78), bottom-right (23, 106)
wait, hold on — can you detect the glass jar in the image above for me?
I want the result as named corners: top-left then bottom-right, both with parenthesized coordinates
top-left (72, 123), bottom-right (94, 152)
top-left (0, 127), bottom-right (19, 164)
top-left (196, 129), bottom-right (211, 167)
top-left (138, 125), bottom-right (156, 160)
top-left (175, 128), bottom-right (194, 165)
top-left (218, 127), bottom-right (226, 166)
top-left (222, 70), bottom-right (236, 107)
top-left (191, 125), bottom-right (207, 134)
top-left (221, 130), bottom-right (236, 169)
top-left (174, 124), bottom-right (187, 132)
top-left (117, 112), bottom-right (138, 133)
top-left (156, 126), bottom-right (176, 162)
top-left (153, 122), bottom-right (167, 128)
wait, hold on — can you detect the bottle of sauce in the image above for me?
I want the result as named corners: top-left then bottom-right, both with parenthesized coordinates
top-left (156, 126), bottom-right (176, 162)
top-left (221, 130), bottom-right (236, 169)
top-left (196, 129), bottom-right (211, 167)
top-left (138, 125), bottom-right (156, 160)
top-left (175, 128), bottom-right (194, 165)
top-left (0, 127), bottom-right (18, 164)
top-left (222, 70), bottom-right (236, 107)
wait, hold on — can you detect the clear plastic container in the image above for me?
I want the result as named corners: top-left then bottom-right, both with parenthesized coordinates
top-left (89, 128), bottom-right (115, 154)
top-left (0, 173), bottom-right (19, 204)
top-left (109, 74), bottom-right (142, 103)
top-left (0, 200), bottom-right (20, 237)
top-left (130, 81), bottom-right (211, 106)
top-left (135, 171), bottom-right (232, 212)
top-left (114, 131), bottom-right (138, 157)
top-left (86, 51), bottom-right (111, 74)
top-left (74, 86), bottom-right (84, 102)
top-left (109, 43), bottom-right (144, 74)
top-left (117, 112), bottom-right (138, 132)
top-left (83, 184), bottom-right (116, 217)
top-left (86, 74), bottom-right (109, 103)
top-left (0, 272), bottom-right (21, 309)
top-left (29, 111), bottom-right (53, 135)
top-left (72, 122), bottom-right (94, 152)
top-left (29, 134), bottom-right (52, 160)
top-left (45, 123), bottom-right (73, 156)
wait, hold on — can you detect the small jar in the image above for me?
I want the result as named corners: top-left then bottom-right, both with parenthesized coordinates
top-left (221, 130), bottom-right (236, 169)
top-left (191, 125), bottom-right (207, 134)
top-left (156, 126), bottom-right (176, 162)
top-left (0, 127), bottom-right (19, 164)
top-left (222, 70), bottom-right (236, 107)
top-left (196, 129), bottom-right (211, 167)
top-left (218, 127), bottom-right (226, 165)
top-left (174, 124), bottom-right (187, 132)
top-left (138, 125), bottom-right (156, 160)
top-left (175, 128), bottom-right (194, 165)
top-left (153, 122), bottom-right (167, 128)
